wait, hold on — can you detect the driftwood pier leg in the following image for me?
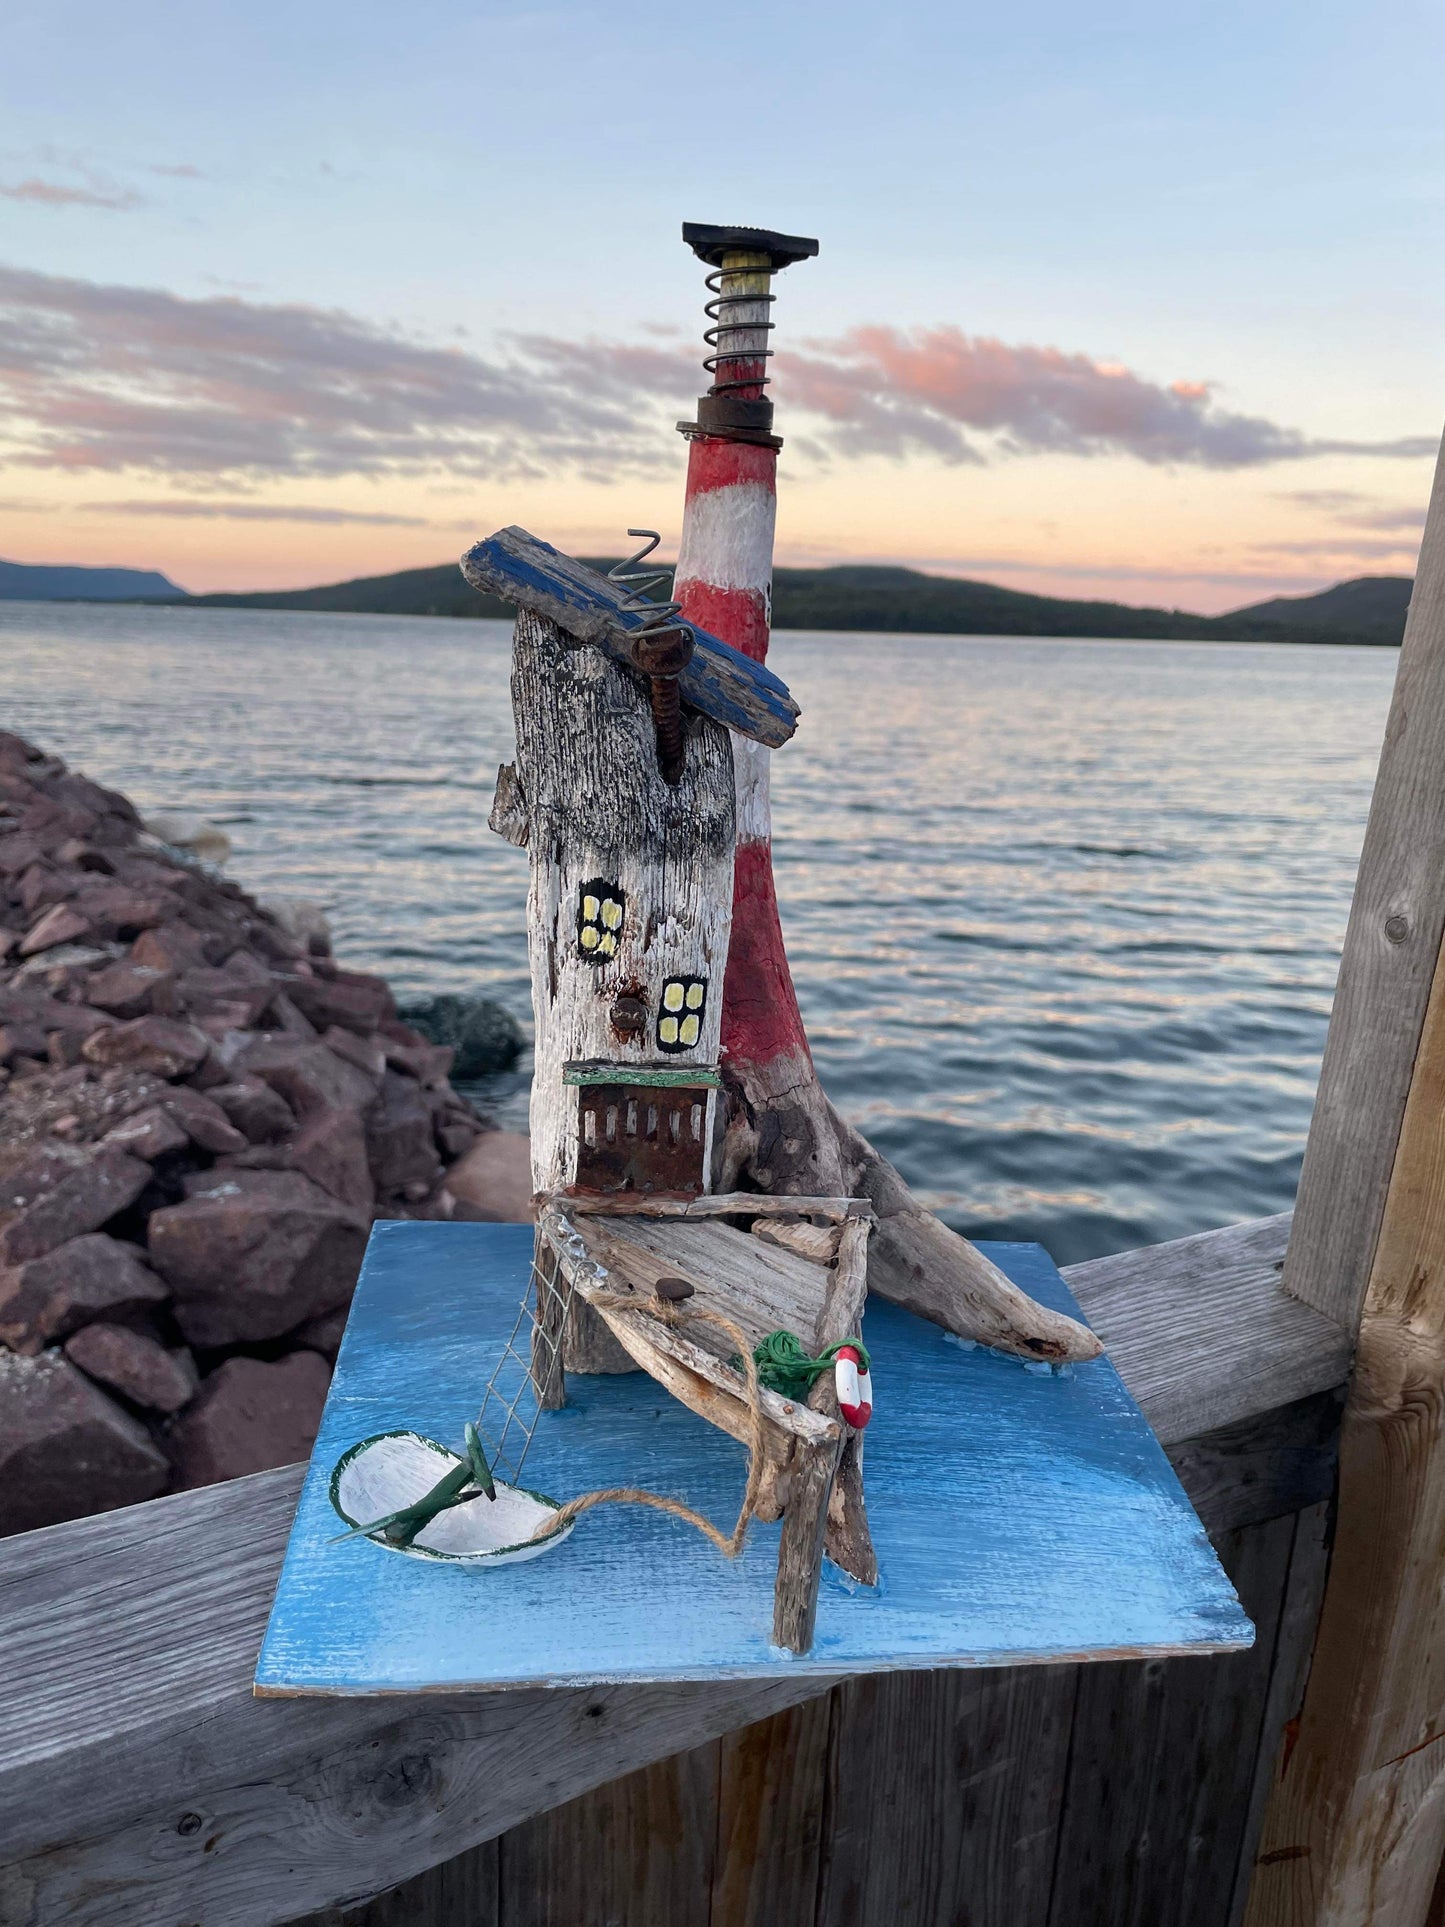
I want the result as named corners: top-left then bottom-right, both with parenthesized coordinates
top-left (773, 1426), bottom-right (844, 1653)
top-left (1245, 434), bottom-right (1445, 1926)
top-left (672, 230), bottom-right (1098, 1366)
top-left (529, 1229), bottom-right (566, 1410)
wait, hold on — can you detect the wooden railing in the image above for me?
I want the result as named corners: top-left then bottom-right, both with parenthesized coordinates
top-left (0, 1208), bottom-right (1349, 1927)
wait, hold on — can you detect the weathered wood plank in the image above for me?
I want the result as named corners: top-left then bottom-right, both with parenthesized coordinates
top-left (0, 1462), bottom-right (834, 1927)
top-left (319, 1841), bottom-right (500, 1927)
top-left (711, 1695), bottom-right (836, 1927)
top-left (1226, 1503), bottom-right (1333, 1927)
top-left (1282, 435), bottom-right (1445, 1331)
top-left (1247, 926), bottom-right (1445, 1927)
top-left (497, 1741), bottom-right (720, 1927)
top-left (1064, 1213), bottom-right (1351, 1445)
top-left (1047, 1512), bottom-right (1298, 1927)
top-left (460, 527), bottom-right (800, 749)
top-left (1166, 1390), bottom-right (1342, 1536)
top-left (815, 1662), bottom-right (1078, 1925)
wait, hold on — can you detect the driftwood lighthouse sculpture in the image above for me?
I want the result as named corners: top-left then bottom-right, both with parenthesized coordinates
top-left (451, 222), bottom-right (1101, 1652)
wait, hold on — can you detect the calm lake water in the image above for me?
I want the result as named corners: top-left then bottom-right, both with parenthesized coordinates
top-left (1, 599), bottom-right (1396, 1266)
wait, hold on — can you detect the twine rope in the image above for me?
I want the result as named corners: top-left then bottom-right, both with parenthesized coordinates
top-left (748, 1329), bottom-right (870, 1401)
top-left (528, 1289), bottom-right (767, 1557)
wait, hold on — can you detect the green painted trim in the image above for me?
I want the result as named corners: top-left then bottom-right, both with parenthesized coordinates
top-left (563, 1062), bottom-right (723, 1089)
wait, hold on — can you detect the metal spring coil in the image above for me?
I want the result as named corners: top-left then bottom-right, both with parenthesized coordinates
top-left (607, 530), bottom-right (682, 633)
top-left (702, 267), bottom-right (775, 397)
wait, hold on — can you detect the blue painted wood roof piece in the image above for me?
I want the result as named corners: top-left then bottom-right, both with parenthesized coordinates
top-left (460, 527), bottom-right (800, 750)
top-left (256, 1222), bottom-right (1253, 1694)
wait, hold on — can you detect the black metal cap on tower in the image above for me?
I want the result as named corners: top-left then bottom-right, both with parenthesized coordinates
top-left (681, 223), bottom-right (819, 271)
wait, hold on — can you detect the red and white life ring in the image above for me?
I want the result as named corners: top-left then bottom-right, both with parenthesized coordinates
top-left (834, 1346), bottom-right (873, 1429)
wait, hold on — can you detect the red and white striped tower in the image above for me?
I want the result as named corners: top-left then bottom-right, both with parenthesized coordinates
top-left (672, 222), bottom-right (1100, 1363)
top-left (672, 224), bottom-right (847, 1194)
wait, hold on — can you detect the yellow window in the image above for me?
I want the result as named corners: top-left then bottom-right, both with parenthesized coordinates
top-left (659, 1016), bottom-right (680, 1045)
top-left (662, 982), bottom-right (685, 1013)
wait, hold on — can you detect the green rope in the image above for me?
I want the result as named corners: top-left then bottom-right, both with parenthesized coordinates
top-left (740, 1329), bottom-right (870, 1402)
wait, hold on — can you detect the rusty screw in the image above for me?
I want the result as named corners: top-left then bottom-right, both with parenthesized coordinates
top-left (629, 625), bottom-right (695, 786)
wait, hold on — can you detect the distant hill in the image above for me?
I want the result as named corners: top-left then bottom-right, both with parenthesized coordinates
top-left (0, 558), bottom-right (185, 602)
top-left (180, 561), bottom-right (1413, 646)
top-left (1226, 576), bottom-right (1412, 648)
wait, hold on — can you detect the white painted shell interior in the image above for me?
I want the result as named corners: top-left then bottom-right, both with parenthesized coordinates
top-left (334, 1433), bottom-right (571, 1564)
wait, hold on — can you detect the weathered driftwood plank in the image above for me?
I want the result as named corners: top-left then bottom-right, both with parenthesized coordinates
top-left (461, 527), bottom-right (800, 750)
top-left (1063, 1212), bottom-right (1350, 1444)
top-left (0, 1213), bottom-right (1350, 1927)
top-left (1247, 928), bottom-right (1445, 1927)
top-left (510, 609), bottom-right (735, 1199)
top-left (1282, 434), bottom-right (1445, 1332)
top-left (317, 1844), bottom-right (500, 1927)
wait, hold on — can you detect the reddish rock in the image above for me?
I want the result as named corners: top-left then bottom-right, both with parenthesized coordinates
top-left (148, 1168), bottom-right (367, 1345)
top-left (0, 1147), bottom-right (151, 1265)
top-left (103, 1104), bottom-right (190, 1162)
top-left (382, 1036), bottom-right (454, 1086)
top-left (169, 1351), bottom-right (332, 1490)
top-left (0, 1019), bottom-right (47, 1063)
top-left (54, 838), bottom-right (116, 873)
top-left (0, 1351), bottom-right (170, 1534)
top-left (131, 921), bottom-right (210, 974)
top-left (63, 1322), bottom-right (197, 1413)
top-left (445, 1130), bottom-right (534, 1224)
top-left (290, 1106), bottom-right (374, 1210)
top-left (0, 833), bottom-right (43, 876)
top-left (86, 961), bottom-right (174, 1018)
top-left (292, 1304), bottom-right (350, 1359)
top-left (211, 1077), bottom-right (295, 1144)
top-left (160, 1084), bottom-right (248, 1155)
top-left (283, 970), bottom-right (393, 1036)
top-left (236, 1035), bottom-right (377, 1121)
top-left (320, 1024), bottom-right (386, 1085)
top-left (0, 1232), bottom-right (168, 1353)
top-left (175, 966), bottom-right (275, 1027)
top-left (81, 1015), bottom-right (210, 1078)
top-left (71, 884), bottom-right (176, 939)
top-left (18, 902), bottom-right (91, 957)
top-left (436, 1112), bottom-right (484, 1160)
top-left (366, 1071), bottom-right (442, 1196)
top-left (16, 864), bottom-right (72, 916)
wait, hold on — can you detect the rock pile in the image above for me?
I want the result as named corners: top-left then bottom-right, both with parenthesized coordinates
top-left (0, 731), bottom-right (531, 1537)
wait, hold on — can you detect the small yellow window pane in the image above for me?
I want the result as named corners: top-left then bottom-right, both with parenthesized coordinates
top-left (659, 1015), bottom-right (680, 1045)
top-left (580, 926), bottom-right (599, 951)
top-left (663, 982), bottom-right (685, 1012)
top-left (679, 1013), bottom-right (700, 1047)
top-left (601, 899), bottom-right (623, 931)
top-left (597, 932), bottom-right (617, 957)
top-left (685, 982), bottom-right (705, 1011)
top-left (582, 895), bottom-right (599, 922)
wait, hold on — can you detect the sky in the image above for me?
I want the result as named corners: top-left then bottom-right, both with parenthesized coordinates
top-left (1, 0), bottom-right (1442, 610)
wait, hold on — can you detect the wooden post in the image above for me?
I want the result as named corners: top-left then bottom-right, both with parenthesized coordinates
top-left (1245, 429), bottom-right (1445, 1926)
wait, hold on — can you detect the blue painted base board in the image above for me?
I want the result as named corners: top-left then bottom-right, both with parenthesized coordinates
top-left (255, 1221), bottom-right (1253, 1694)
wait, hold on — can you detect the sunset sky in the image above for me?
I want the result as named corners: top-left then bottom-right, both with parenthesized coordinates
top-left (2, 0), bottom-right (1442, 610)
